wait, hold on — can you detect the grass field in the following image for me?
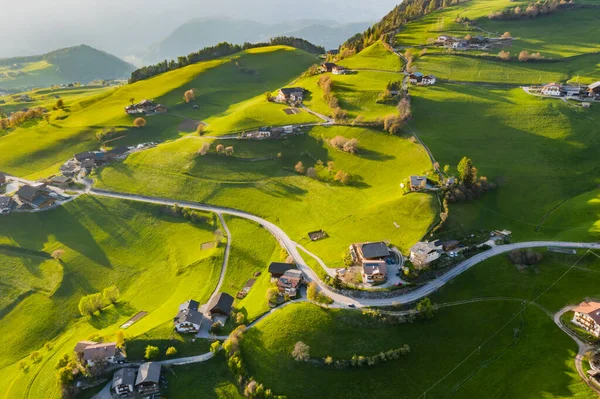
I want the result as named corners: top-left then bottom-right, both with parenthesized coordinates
top-left (241, 301), bottom-right (593, 399)
top-left (0, 61), bottom-right (68, 90)
top-left (0, 196), bottom-right (223, 399)
top-left (414, 52), bottom-right (600, 85)
top-left (95, 125), bottom-right (439, 267)
top-left (338, 41), bottom-right (404, 72)
top-left (0, 46), bottom-right (317, 179)
top-left (408, 83), bottom-right (600, 241)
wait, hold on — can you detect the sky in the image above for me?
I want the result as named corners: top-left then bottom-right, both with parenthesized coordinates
top-left (0, 0), bottom-right (400, 57)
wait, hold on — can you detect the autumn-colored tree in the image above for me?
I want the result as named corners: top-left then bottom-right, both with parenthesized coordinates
top-left (292, 341), bottom-right (310, 361)
top-left (52, 249), bottom-right (65, 260)
top-left (196, 123), bottom-right (205, 135)
top-left (397, 98), bottom-right (412, 121)
top-left (327, 161), bottom-right (335, 173)
top-left (294, 161), bottom-right (305, 174)
top-left (518, 50), bottom-right (530, 62)
top-left (464, 34), bottom-right (472, 41)
top-left (197, 142), bottom-right (210, 156)
top-left (133, 117), bottom-right (146, 128)
top-left (306, 167), bottom-right (317, 178)
top-left (334, 170), bottom-right (351, 185)
top-left (183, 89), bottom-right (196, 103)
top-left (498, 50), bottom-right (511, 60)
top-left (501, 31), bottom-right (512, 39)
top-left (56, 99), bottom-right (64, 109)
top-left (216, 144), bottom-right (225, 154)
top-left (224, 146), bottom-right (234, 156)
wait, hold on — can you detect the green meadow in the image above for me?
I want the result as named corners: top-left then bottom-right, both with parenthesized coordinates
top-left (408, 83), bottom-right (600, 241)
top-left (337, 41), bottom-right (404, 72)
top-left (95, 124), bottom-right (439, 268)
top-left (0, 61), bottom-right (68, 90)
top-left (0, 196), bottom-right (223, 399)
top-left (0, 46), bottom-right (317, 178)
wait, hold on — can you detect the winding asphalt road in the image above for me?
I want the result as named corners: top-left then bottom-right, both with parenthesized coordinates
top-left (87, 188), bottom-right (600, 308)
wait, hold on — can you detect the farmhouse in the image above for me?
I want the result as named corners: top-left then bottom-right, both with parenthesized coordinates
top-left (421, 75), bottom-right (436, 85)
top-left (277, 269), bottom-right (304, 297)
top-left (362, 260), bottom-right (387, 284)
top-left (587, 81), bottom-right (600, 98)
top-left (332, 65), bottom-right (349, 75)
top-left (269, 262), bottom-right (296, 279)
top-left (174, 299), bottom-right (203, 333)
top-left (14, 184), bottom-right (56, 209)
top-left (321, 62), bottom-right (336, 72)
top-left (350, 241), bottom-right (392, 264)
top-left (111, 368), bottom-right (136, 397)
top-left (207, 292), bottom-right (234, 319)
top-left (410, 241), bottom-right (443, 267)
top-left (541, 83), bottom-right (562, 97)
top-left (409, 175), bottom-right (429, 191)
top-left (124, 99), bottom-right (167, 115)
top-left (572, 302), bottom-right (600, 337)
top-left (276, 87), bottom-right (304, 104)
top-left (409, 72), bottom-right (424, 84)
top-left (49, 175), bottom-right (72, 189)
top-left (81, 342), bottom-right (122, 367)
top-left (135, 362), bottom-right (161, 395)
top-left (60, 160), bottom-right (81, 177)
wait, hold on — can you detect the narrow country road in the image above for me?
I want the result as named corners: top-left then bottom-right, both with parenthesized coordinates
top-left (86, 188), bottom-right (600, 307)
top-left (203, 213), bottom-right (231, 309)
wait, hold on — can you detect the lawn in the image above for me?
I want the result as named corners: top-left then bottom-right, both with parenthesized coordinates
top-left (0, 46), bottom-right (317, 179)
top-left (0, 195), bottom-right (224, 399)
top-left (166, 353), bottom-right (242, 398)
top-left (220, 216), bottom-right (281, 322)
top-left (338, 41), bottom-right (404, 72)
top-left (408, 83), bottom-right (600, 242)
top-left (241, 301), bottom-right (593, 399)
top-left (95, 125), bottom-right (439, 267)
top-left (414, 52), bottom-right (600, 85)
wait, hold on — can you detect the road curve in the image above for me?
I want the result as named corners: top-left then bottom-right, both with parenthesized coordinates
top-left (87, 188), bottom-right (600, 307)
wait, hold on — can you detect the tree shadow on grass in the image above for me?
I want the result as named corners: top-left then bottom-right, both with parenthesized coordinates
top-left (357, 148), bottom-right (396, 161)
top-left (88, 306), bottom-right (121, 330)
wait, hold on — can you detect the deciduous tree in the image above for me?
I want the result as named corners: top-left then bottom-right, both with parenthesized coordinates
top-left (145, 345), bottom-right (159, 359)
top-left (292, 341), bottom-right (310, 361)
top-left (133, 117), bottom-right (146, 128)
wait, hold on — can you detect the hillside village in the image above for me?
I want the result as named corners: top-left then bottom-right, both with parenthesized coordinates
top-left (1, 0), bottom-right (600, 398)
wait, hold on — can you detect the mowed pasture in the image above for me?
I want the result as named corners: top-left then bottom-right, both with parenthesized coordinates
top-left (0, 46), bottom-right (317, 178)
top-left (414, 52), bottom-right (600, 85)
top-left (95, 125), bottom-right (439, 268)
top-left (408, 83), bottom-right (600, 241)
top-left (241, 301), bottom-right (593, 399)
top-left (337, 41), bottom-right (404, 72)
top-left (0, 196), bottom-right (223, 399)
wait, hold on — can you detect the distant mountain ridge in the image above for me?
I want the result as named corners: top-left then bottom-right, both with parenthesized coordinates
top-left (0, 45), bottom-right (135, 90)
top-left (132, 18), bottom-right (372, 65)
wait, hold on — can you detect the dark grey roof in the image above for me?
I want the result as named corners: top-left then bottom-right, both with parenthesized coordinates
top-left (360, 242), bottom-right (390, 259)
top-left (112, 368), bottom-right (136, 388)
top-left (0, 195), bottom-right (11, 208)
top-left (51, 176), bottom-right (71, 184)
top-left (174, 308), bottom-right (203, 326)
top-left (269, 262), bottom-right (295, 276)
top-left (207, 292), bottom-right (234, 316)
top-left (279, 87), bottom-right (304, 96)
top-left (135, 362), bottom-right (161, 386)
top-left (179, 300), bottom-right (199, 312)
top-left (74, 151), bottom-right (94, 161)
top-left (16, 185), bottom-right (40, 202)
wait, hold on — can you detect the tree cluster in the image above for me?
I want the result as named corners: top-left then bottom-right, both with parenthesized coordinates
top-left (508, 249), bottom-right (543, 266)
top-left (518, 50), bottom-right (545, 62)
top-left (488, 0), bottom-right (573, 20)
top-left (129, 37), bottom-right (325, 83)
top-left (415, 297), bottom-right (435, 319)
top-left (168, 203), bottom-right (212, 225)
top-left (328, 136), bottom-right (359, 154)
top-left (78, 285), bottom-right (120, 316)
top-left (446, 157), bottom-right (497, 203)
top-left (318, 75), bottom-right (347, 121)
top-left (321, 345), bottom-right (411, 369)
top-left (343, 0), bottom-right (461, 53)
top-left (307, 282), bottom-right (334, 304)
top-left (0, 107), bottom-right (45, 130)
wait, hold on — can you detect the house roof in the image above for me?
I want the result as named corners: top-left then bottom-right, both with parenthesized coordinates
top-left (410, 175), bottom-right (427, 187)
top-left (588, 81), bottom-right (600, 90)
top-left (279, 87), bottom-right (304, 96)
top-left (322, 62), bottom-right (336, 68)
top-left (543, 82), bottom-right (561, 89)
top-left (411, 241), bottom-right (442, 255)
top-left (16, 184), bottom-right (41, 202)
top-left (363, 261), bottom-right (386, 275)
top-left (112, 368), bottom-right (136, 388)
top-left (74, 340), bottom-right (97, 353)
top-left (135, 362), bottom-right (161, 386)
top-left (207, 292), bottom-right (234, 316)
top-left (82, 342), bottom-right (117, 361)
top-left (51, 175), bottom-right (71, 184)
top-left (179, 299), bottom-right (199, 312)
top-left (269, 262), bottom-right (295, 275)
top-left (278, 270), bottom-right (303, 289)
top-left (359, 242), bottom-right (390, 259)
top-left (574, 302), bottom-right (600, 324)
top-left (74, 151), bottom-right (94, 161)
top-left (174, 308), bottom-right (203, 326)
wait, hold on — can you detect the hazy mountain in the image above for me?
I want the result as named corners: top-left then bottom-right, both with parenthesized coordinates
top-left (129, 18), bottom-right (372, 66)
top-left (0, 45), bottom-right (136, 90)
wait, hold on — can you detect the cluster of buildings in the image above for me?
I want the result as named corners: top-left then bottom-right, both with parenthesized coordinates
top-left (539, 81), bottom-right (600, 101)
top-left (320, 62), bottom-right (349, 75)
top-left (268, 262), bottom-right (304, 298)
top-left (242, 125), bottom-right (298, 140)
top-left (173, 292), bottom-right (234, 333)
top-left (434, 35), bottom-right (511, 51)
top-left (61, 147), bottom-right (129, 178)
top-left (111, 363), bottom-right (162, 397)
top-left (409, 72), bottom-right (436, 86)
top-left (349, 241), bottom-right (397, 284)
top-left (124, 99), bottom-right (167, 115)
top-left (0, 179), bottom-right (70, 213)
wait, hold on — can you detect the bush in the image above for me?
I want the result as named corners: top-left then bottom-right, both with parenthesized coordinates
top-left (334, 170), bottom-right (351, 185)
top-left (294, 161), bottom-right (305, 174)
top-left (166, 346), bottom-right (177, 357)
top-left (144, 345), bottom-right (160, 359)
top-left (133, 117), bottom-right (146, 128)
top-left (498, 50), bottom-right (511, 60)
top-left (328, 136), bottom-right (358, 154)
top-left (184, 89), bottom-right (196, 103)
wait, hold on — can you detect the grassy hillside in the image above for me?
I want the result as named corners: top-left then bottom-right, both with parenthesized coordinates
top-left (338, 41), bottom-right (403, 72)
top-left (0, 45), bottom-right (135, 90)
top-left (409, 84), bottom-right (600, 241)
top-left (95, 125), bottom-right (438, 267)
top-left (241, 301), bottom-right (593, 399)
top-left (0, 46), bottom-right (317, 178)
top-left (0, 196), bottom-right (223, 399)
